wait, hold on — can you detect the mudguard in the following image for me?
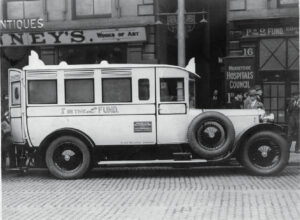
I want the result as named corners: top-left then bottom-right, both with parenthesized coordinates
top-left (234, 123), bottom-right (286, 152)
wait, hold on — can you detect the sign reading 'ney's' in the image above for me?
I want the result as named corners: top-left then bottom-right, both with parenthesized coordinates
top-left (0, 27), bottom-right (146, 47)
top-left (225, 57), bottom-right (255, 92)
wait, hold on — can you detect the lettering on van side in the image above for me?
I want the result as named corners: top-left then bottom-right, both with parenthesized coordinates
top-left (60, 106), bottom-right (119, 115)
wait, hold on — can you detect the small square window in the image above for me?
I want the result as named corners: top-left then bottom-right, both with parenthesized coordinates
top-left (102, 78), bottom-right (132, 103)
top-left (160, 78), bottom-right (184, 102)
top-left (65, 79), bottom-right (94, 103)
top-left (138, 79), bottom-right (150, 101)
top-left (28, 80), bottom-right (57, 104)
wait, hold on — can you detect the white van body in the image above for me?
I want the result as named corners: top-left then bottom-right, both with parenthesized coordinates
top-left (8, 51), bottom-right (288, 179)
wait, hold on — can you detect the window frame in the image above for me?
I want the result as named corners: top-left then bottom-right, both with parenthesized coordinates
top-left (228, 0), bottom-right (246, 11)
top-left (160, 78), bottom-right (185, 102)
top-left (138, 78), bottom-right (150, 101)
top-left (277, 0), bottom-right (299, 8)
top-left (102, 77), bottom-right (132, 103)
top-left (4, 0), bottom-right (43, 19)
top-left (64, 78), bottom-right (95, 104)
top-left (72, 0), bottom-right (112, 20)
top-left (27, 79), bottom-right (58, 105)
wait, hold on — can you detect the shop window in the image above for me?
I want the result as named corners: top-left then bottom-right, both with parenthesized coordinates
top-left (28, 80), bottom-right (57, 104)
top-left (259, 38), bottom-right (286, 71)
top-left (73, 0), bottom-right (112, 18)
top-left (11, 82), bottom-right (21, 105)
top-left (278, 0), bottom-right (298, 8)
top-left (138, 79), bottom-right (150, 101)
top-left (160, 78), bottom-right (184, 102)
top-left (287, 38), bottom-right (299, 70)
top-left (102, 78), bottom-right (132, 103)
top-left (65, 79), bottom-right (94, 103)
top-left (263, 83), bottom-right (286, 123)
top-left (6, 0), bottom-right (43, 19)
top-left (229, 0), bottom-right (246, 11)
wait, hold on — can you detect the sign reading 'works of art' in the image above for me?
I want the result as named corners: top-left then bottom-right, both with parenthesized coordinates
top-left (0, 27), bottom-right (146, 47)
top-left (224, 57), bottom-right (255, 92)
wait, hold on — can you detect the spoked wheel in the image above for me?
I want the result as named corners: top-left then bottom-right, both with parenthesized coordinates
top-left (46, 136), bottom-right (91, 179)
top-left (241, 131), bottom-right (289, 176)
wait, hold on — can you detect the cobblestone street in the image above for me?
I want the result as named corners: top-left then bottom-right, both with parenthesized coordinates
top-left (2, 160), bottom-right (300, 220)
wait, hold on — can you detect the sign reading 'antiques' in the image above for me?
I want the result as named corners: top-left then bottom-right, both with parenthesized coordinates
top-left (0, 18), bottom-right (44, 31)
top-left (0, 27), bottom-right (146, 47)
top-left (225, 57), bottom-right (255, 92)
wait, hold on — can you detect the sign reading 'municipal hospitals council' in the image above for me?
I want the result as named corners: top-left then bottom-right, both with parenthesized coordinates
top-left (224, 57), bottom-right (255, 92)
top-left (0, 27), bottom-right (146, 47)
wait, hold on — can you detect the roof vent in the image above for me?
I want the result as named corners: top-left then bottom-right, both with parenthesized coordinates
top-left (28, 50), bottom-right (45, 68)
top-left (100, 60), bottom-right (109, 66)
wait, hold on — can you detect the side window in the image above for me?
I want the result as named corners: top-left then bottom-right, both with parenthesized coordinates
top-left (65, 79), bottom-right (94, 103)
top-left (160, 78), bottom-right (184, 102)
top-left (28, 80), bottom-right (57, 104)
top-left (138, 79), bottom-right (150, 101)
top-left (11, 82), bottom-right (21, 105)
top-left (102, 78), bottom-right (132, 103)
top-left (189, 80), bottom-right (196, 108)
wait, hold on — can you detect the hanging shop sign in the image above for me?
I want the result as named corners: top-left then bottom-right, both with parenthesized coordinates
top-left (224, 57), bottom-right (255, 92)
top-left (242, 25), bottom-right (299, 37)
top-left (0, 27), bottom-right (147, 47)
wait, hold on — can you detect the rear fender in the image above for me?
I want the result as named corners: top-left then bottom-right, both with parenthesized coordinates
top-left (234, 123), bottom-right (286, 152)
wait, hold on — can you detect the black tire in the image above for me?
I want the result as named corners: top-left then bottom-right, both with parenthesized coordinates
top-left (187, 111), bottom-right (235, 158)
top-left (241, 131), bottom-right (289, 176)
top-left (45, 136), bottom-right (91, 179)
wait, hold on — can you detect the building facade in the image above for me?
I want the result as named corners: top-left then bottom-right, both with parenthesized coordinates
top-left (226, 0), bottom-right (299, 123)
top-left (1, 0), bottom-right (159, 112)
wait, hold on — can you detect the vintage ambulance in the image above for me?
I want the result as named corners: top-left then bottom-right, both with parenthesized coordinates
top-left (7, 51), bottom-right (289, 179)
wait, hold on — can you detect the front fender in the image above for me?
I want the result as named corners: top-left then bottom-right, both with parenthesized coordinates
top-left (234, 123), bottom-right (286, 152)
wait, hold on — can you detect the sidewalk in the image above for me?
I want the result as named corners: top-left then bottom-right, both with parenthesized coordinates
top-left (289, 152), bottom-right (300, 165)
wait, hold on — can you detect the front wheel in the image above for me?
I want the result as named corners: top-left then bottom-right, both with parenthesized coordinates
top-left (46, 136), bottom-right (91, 179)
top-left (241, 131), bottom-right (289, 176)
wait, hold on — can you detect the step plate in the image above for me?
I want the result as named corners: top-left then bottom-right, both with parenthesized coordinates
top-left (98, 159), bottom-right (207, 166)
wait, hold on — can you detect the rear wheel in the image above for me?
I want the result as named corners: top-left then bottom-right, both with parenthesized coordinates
top-left (241, 131), bottom-right (289, 175)
top-left (46, 136), bottom-right (91, 179)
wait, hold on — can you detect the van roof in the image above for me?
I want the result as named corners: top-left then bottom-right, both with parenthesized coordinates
top-left (22, 51), bottom-right (200, 78)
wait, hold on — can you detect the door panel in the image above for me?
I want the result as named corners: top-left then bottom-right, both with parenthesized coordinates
top-left (9, 69), bottom-right (25, 143)
top-left (156, 67), bottom-right (189, 144)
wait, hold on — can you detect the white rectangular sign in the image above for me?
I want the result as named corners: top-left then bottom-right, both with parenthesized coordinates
top-left (0, 27), bottom-right (147, 47)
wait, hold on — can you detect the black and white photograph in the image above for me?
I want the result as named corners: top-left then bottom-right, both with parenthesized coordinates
top-left (0, 0), bottom-right (299, 219)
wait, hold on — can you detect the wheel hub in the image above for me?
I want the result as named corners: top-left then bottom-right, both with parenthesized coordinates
top-left (258, 145), bottom-right (271, 158)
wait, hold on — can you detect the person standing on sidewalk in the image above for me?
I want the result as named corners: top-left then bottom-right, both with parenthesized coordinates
top-left (287, 92), bottom-right (300, 153)
top-left (244, 89), bottom-right (264, 109)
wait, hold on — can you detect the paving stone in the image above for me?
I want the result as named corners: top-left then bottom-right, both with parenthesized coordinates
top-left (2, 166), bottom-right (300, 220)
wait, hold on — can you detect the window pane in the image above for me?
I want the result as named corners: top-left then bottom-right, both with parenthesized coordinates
top-left (138, 79), bottom-right (149, 101)
top-left (76, 0), bottom-right (93, 16)
top-left (189, 80), bottom-right (196, 108)
top-left (160, 78), bottom-right (185, 102)
top-left (278, 111), bottom-right (285, 123)
top-left (263, 84), bottom-right (270, 97)
top-left (65, 79), bottom-right (94, 103)
top-left (278, 98), bottom-right (285, 110)
top-left (102, 78), bottom-right (132, 103)
top-left (229, 0), bottom-right (246, 10)
top-left (271, 85), bottom-right (277, 97)
top-left (24, 0), bottom-right (43, 18)
top-left (11, 82), bottom-right (21, 105)
top-left (278, 85), bottom-right (285, 97)
top-left (7, 1), bottom-right (24, 19)
top-left (28, 80), bottom-right (57, 104)
top-left (94, 0), bottom-right (111, 15)
top-left (264, 98), bottom-right (271, 110)
top-left (271, 98), bottom-right (277, 110)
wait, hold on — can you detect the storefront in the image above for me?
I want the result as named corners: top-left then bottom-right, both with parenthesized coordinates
top-left (1, 26), bottom-right (157, 113)
top-left (226, 18), bottom-right (299, 124)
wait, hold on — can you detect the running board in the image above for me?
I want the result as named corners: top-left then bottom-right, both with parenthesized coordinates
top-left (98, 159), bottom-right (207, 166)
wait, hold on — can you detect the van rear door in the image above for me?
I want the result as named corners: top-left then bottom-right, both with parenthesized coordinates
top-left (9, 68), bottom-right (25, 144)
